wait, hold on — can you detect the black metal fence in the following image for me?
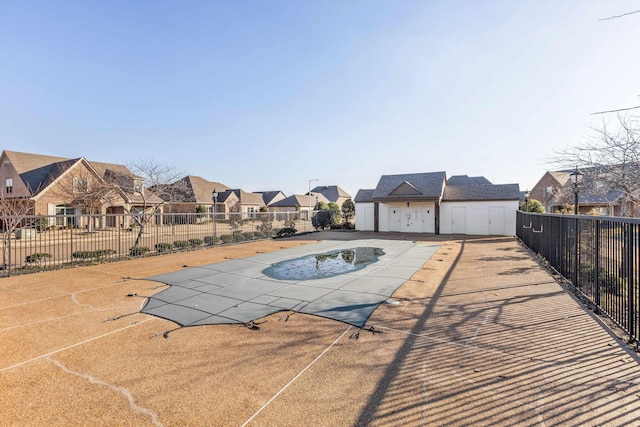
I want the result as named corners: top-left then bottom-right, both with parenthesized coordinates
top-left (1, 211), bottom-right (308, 277)
top-left (517, 211), bottom-right (639, 344)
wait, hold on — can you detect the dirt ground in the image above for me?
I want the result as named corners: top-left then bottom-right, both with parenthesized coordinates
top-left (1, 232), bottom-right (639, 426)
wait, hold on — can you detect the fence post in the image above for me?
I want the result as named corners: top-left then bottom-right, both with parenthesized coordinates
top-left (628, 224), bottom-right (635, 340)
top-left (573, 217), bottom-right (579, 287)
top-left (594, 220), bottom-right (601, 310)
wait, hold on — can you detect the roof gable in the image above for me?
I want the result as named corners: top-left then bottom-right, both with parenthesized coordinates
top-left (256, 191), bottom-right (285, 205)
top-left (389, 181), bottom-right (422, 196)
top-left (373, 172), bottom-right (446, 200)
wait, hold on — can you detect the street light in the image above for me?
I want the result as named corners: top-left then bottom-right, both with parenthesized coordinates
top-left (212, 188), bottom-right (218, 244)
top-left (569, 166), bottom-right (584, 214)
top-left (524, 189), bottom-right (530, 212)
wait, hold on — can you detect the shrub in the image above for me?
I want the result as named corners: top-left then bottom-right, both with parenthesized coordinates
top-left (94, 249), bottom-right (115, 258)
top-left (35, 218), bottom-right (49, 231)
top-left (241, 231), bottom-right (255, 241)
top-left (173, 240), bottom-right (190, 249)
top-left (129, 246), bottom-right (150, 256)
top-left (155, 243), bottom-right (173, 253)
top-left (312, 210), bottom-right (331, 230)
top-left (234, 233), bottom-right (246, 242)
top-left (72, 251), bottom-right (94, 260)
top-left (72, 250), bottom-right (116, 260)
top-left (188, 238), bottom-right (203, 247)
top-left (25, 252), bottom-right (52, 264)
top-left (204, 235), bottom-right (219, 246)
top-left (220, 234), bottom-right (234, 244)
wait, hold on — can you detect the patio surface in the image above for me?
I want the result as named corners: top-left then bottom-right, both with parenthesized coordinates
top-left (1, 231), bottom-right (639, 426)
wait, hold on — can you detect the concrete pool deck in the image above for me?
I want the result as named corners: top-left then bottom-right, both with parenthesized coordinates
top-left (1, 232), bottom-right (639, 426)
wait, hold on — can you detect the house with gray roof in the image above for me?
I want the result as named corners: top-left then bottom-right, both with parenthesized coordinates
top-left (216, 189), bottom-right (267, 218)
top-left (269, 193), bottom-right (329, 221)
top-left (255, 190), bottom-right (286, 206)
top-left (355, 171), bottom-right (519, 236)
top-left (309, 185), bottom-right (351, 207)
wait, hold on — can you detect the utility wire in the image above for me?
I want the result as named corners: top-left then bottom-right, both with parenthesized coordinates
top-left (599, 10), bottom-right (640, 21)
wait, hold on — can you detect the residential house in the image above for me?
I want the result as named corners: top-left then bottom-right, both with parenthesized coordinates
top-left (163, 175), bottom-right (230, 220)
top-left (355, 172), bottom-right (520, 236)
top-left (217, 189), bottom-right (266, 218)
top-left (269, 194), bottom-right (330, 221)
top-left (0, 150), bottom-right (163, 228)
top-left (255, 190), bottom-right (286, 207)
top-left (530, 168), bottom-right (638, 217)
top-left (309, 185), bottom-right (351, 208)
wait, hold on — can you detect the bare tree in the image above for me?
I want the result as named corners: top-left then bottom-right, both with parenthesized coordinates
top-left (125, 159), bottom-right (186, 248)
top-left (0, 196), bottom-right (34, 271)
top-left (552, 113), bottom-right (640, 216)
top-left (52, 170), bottom-right (120, 232)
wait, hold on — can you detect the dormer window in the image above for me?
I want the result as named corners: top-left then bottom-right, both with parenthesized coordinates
top-left (5, 178), bottom-right (13, 194)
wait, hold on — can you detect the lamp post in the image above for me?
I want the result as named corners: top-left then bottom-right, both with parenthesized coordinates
top-left (308, 178), bottom-right (318, 227)
top-left (569, 166), bottom-right (583, 214)
top-left (524, 190), bottom-right (530, 212)
top-left (212, 188), bottom-right (218, 244)
top-left (569, 166), bottom-right (583, 288)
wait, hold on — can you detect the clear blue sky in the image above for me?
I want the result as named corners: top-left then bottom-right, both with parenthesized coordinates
top-left (1, 0), bottom-right (639, 198)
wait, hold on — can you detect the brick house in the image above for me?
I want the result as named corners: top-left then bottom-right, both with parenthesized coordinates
top-left (0, 150), bottom-right (163, 228)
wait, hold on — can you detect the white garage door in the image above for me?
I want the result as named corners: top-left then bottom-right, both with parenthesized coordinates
top-left (489, 207), bottom-right (505, 235)
top-left (364, 207), bottom-right (374, 231)
top-left (451, 207), bottom-right (466, 234)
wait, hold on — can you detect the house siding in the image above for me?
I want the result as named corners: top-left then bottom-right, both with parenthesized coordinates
top-left (377, 201), bottom-right (436, 233)
top-left (530, 172), bottom-right (563, 213)
top-left (440, 201), bottom-right (518, 236)
top-left (355, 202), bottom-right (374, 231)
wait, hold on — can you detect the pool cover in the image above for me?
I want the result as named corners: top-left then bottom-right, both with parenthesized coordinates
top-left (142, 239), bottom-right (439, 328)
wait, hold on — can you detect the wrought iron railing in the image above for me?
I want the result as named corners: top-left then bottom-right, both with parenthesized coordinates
top-left (517, 211), bottom-right (639, 344)
top-left (1, 211), bottom-right (308, 277)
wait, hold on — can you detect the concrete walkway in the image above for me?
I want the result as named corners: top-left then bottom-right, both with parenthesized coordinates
top-left (344, 233), bottom-right (640, 426)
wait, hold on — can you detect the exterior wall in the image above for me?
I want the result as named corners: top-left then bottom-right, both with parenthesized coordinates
top-left (530, 172), bottom-right (564, 213)
top-left (377, 201), bottom-right (436, 233)
top-left (355, 202), bottom-right (374, 231)
top-left (440, 201), bottom-right (518, 236)
top-left (0, 157), bottom-right (31, 198)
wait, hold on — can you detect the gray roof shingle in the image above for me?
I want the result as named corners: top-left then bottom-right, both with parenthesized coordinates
top-left (310, 185), bottom-right (351, 202)
top-left (354, 189), bottom-right (375, 203)
top-left (372, 172), bottom-right (446, 200)
top-left (447, 175), bottom-right (492, 186)
top-left (443, 184), bottom-right (520, 201)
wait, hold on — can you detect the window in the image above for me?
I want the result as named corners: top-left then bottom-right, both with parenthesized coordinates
top-left (5, 178), bottom-right (12, 194)
top-left (55, 205), bottom-right (77, 227)
top-left (544, 186), bottom-right (553, 196)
